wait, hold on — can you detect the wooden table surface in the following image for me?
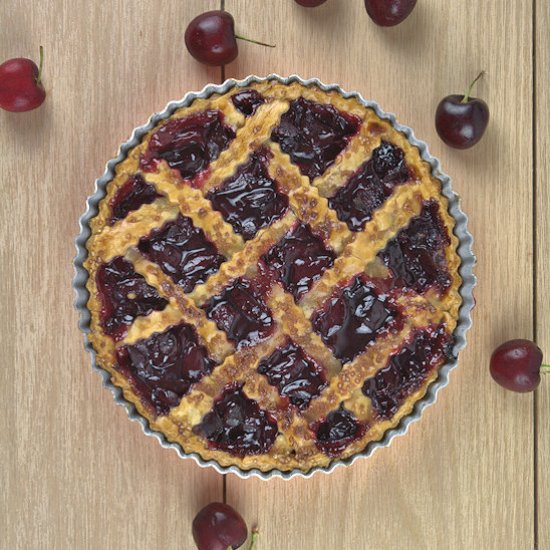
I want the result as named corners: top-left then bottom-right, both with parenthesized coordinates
top-left (1, 1), bottom-right (547, 549)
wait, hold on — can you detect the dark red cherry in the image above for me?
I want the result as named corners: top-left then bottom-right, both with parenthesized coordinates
top-left (192, 502), bottom-right (248, 550)
top-left (490, 339), bottom-right (548, 393)
top-left (364, 0), bottom-right (417, 26)
top-left (294, 0), bottom-right (328, 7)
top-left (435, 72), bottom-right (490, 149)
top-left (185, 11), bottom-right (275, 67)
top-left (0, 46), bottom-right (46, 112)
top-left (185, 11), bottom-right (238, 66)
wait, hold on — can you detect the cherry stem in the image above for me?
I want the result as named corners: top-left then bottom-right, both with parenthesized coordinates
top-left (247, 527), bottom-right (259, 550)
top-left (461, 71), bottom-right (484, 104)
top-left (541, 364), bottom-right (550, 373)
top-left (36, 45), bottom-right (44, 86)
top-left (235, 34), bottom-right (275, 48)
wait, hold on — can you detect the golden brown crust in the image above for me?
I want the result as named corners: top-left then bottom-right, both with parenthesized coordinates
top-left (84, 80), bottom-right (463, 473)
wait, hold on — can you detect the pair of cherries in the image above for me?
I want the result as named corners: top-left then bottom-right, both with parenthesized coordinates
top-left (303, 0), bottom-right (418, 27)
top-left (299, 0), bottom-right (418, 26)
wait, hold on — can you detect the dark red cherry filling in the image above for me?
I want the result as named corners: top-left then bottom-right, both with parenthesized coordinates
top-left (231, 89), bottom-right (266, 116)
top-left (262, 222), bottom-right (335, 301)
top-left (311, 276), bottom-right (402, 364)
top-left (378, 200), bottom-right (451, 294)
top-left (329, 141), bottom-right (411, 231)
top-left (314, 405), bottom-right (366, 456)
top-left (362, 325), bottom-right (452, 420)
top-left (257, 340), bottom-right (327, 409)
top-left (194, 384), bottom-right (278, 456)
top-left (96, 257), bottom-right (168, 341)
top-left (108, 174), bottom-right (161, 225)
top-left (117, 322), bottom-right (217, 416)
top-left (137, 214), bottom-right (225, 293)
top-left (207, 149), bottom-right (288, 241)
top-left (271, 98), bottom-right (361, 180)
top-left (202, 278), bottom-right (274, 348)
top-left (140, 110), bottom-right (235, 180)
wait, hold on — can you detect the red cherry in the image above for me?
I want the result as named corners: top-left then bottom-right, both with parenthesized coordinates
top-left (185, 11), bottom-right (275, 67)
top-left (294, 0), bottom-right (328, 7)
top-left (192, 502), bottom-right (248, 550)
top-left (185, 11), bottom-right (238, 66)
top-left (490, 339), bottom-right (548, 392)
top-left (435, 72), bottom-right (490, 149)
top-left (0, 46), bottom-right (46, 112)
top-left (364, 0), bottom-right (417, 27)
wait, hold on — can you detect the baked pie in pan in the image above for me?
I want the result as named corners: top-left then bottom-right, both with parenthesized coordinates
top-left (82, 78), bottom-right (465, 474)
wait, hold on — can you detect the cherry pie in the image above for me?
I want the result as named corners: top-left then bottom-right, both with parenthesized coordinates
top-left (84, 80), bottom-right (463, 473)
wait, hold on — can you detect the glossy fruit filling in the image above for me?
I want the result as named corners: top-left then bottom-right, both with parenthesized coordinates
top-left (207, 149), bottom-right (288, 241)
top-left (314, 405), bottom-right (366, 456)
top-left (311, 275), bottom-right (402, 364)
top-left (194, 384), bottom-right (279, 456)
top-left (329, 141), bottom-right (411, 231)
top-left (378, 200), bottom-right (451, 293)
top-left (362, 325), bottom-right (452, 419)
top-left (271, 98), bottom-right (361, 179)
top-left (231, 89), bottom-right (266, 116)
top-left (257, 340), bottom-right (327, 409)
top-left (117, 322), bottom-right (217, 416)
top-left (138, 214), bottom-right (225, 293)
top-left (108, 174), bottom-right (160, 225)
top-left (203, 278), bottom-right (274, 348)
top-left (262, 222), bottom-right (335, 300)
top-left (96, 257), bottom-right (168, 340)
top-left (140, 110), bottom-right (235, 180)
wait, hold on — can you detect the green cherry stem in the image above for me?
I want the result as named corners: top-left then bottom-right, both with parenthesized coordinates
top-left (461, 71), bottom-right (485, 104)
top-left (36, 45), bottom-right (44, 86)
top-left (541, 364), bottom-right (550, 373)
top-left (247, 527), bottom-right (259, 550)
top-left (235, 34), bottom-right (275, 48)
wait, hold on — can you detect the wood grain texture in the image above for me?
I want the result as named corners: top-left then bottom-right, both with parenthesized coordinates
top-left (224, 1), bottom-right (535, 549)
top-left (536, 1), bottom-right (549, 548)
top-left (0, 2), bottom-right (223, 549)
top-left (0, 0), bottom-right (541, 549)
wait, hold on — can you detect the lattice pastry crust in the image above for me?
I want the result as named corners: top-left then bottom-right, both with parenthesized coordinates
top-left (85, 80), bottom-right (462, 473)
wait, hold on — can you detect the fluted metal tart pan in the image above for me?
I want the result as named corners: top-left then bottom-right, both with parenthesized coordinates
top-left (73, 74), bottom-right (476, 480)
